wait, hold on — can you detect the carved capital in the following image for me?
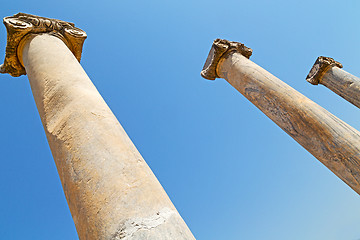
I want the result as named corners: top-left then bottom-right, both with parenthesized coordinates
top-left (201, 39), bottom-right (252, 80)
top-left (0, 13), bottom-right (87, 77)
top-left (306, 56), bottom-right (343, 85)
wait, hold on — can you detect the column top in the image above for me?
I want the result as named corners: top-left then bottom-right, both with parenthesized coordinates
top-left (0, 13), bottom-right (87, 77)
top-left (306, 56), bottom-right (343, 85)
top-left (201, 39), bottom-right (252, 80)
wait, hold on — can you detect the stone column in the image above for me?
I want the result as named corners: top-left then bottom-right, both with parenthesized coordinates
top-left (1, 13), bottom-right (195, 240)
top-left (201, 39), bottom-right (360, 195)
top-left (306, 56), bottom-right (360, 109)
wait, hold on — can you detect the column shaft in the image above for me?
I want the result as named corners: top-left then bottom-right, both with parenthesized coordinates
top-left (21, 33), bottom-right (194, 240)
top-left (306, 56), bottom-right (360, 109)
top-left (209, 46), bottom-right (360, 195)
top-left (320, 67), bottom-right (360, 108)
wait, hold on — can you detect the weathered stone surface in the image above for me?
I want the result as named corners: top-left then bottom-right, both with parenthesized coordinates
top-left (306, 56), bottom-right (343, 85)
top-left (201, 39), bottom-right (360, 195)
top-left (201, 39), bottom-right (252, 80)
top-left (1, 13), bottom-right (195, 240)
top-left (0, 13), bottom-right (86, 77)
top-left (307, 57), bottom-right (360, 109)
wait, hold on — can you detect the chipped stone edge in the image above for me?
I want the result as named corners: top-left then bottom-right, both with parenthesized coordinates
top-left (111, 208), bottom-right (177, 240)
top-left (200, 39), bottom-right (252, 80)
top-left (306, 56), bottom-right (343, 85)
top-left (0, 12), bottom-right (87, 77)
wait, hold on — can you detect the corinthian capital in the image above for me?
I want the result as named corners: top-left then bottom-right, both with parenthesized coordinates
top-left (0, 13), bottom-right (87, 77)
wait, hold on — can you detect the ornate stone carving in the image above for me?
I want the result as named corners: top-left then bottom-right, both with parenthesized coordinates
top-left (201, 39), bottom-right (252, 80)
top-left (0, 13), bottom-right (87, 77)
top-left (306, 56), bottom-right (343, 85)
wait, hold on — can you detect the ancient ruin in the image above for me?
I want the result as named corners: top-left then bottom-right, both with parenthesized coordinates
top-left (0, 13), bottom-right (194, 240)
top-left (201, 39), bottom-right (360, 195)
top-left (2, 11), bottom-right (360, 240)
top-left (307, 56), bottom-right (360, 109)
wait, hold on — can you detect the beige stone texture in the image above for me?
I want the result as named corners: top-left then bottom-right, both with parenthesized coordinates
top-left (1, 13), bottom-right (195, 240)
top-left (307, 56), bottom-right (360, 109)
top-left (202, 39), bottom-right (360, 196)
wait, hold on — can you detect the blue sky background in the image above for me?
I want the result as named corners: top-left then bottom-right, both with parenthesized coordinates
top-left (1, 0), bottom-right (360, 239)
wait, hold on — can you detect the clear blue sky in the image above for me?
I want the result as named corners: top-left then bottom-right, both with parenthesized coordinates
top-left (1, 0), bottom-right (360, 239)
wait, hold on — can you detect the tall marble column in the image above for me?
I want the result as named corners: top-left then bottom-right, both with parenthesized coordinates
top-left (1, 13), bottom-right (195, 240)
top-left (307, 56), bottom-right (360, 109)
top-left (201, 39), bottom-right (360, 195)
